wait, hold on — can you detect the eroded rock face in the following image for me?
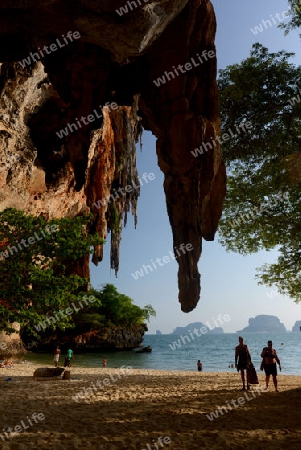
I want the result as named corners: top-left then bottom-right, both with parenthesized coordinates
top-left (0, 0), bottom-right (190, 64)
top-left (22, 324), bottom-right (148, 352)
top-left (139, 0), bottom-right (226, 311)
top-left (0, 0), bottom-right (226, 312)
top-left (0, 323), bottom-right (27, 358)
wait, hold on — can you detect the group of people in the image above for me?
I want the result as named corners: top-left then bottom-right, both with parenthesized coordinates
top-left (54, 339), bottom-right (281, 390)
top-left (53, 346), bottom-right (108, 368)
top-left (53, 346), bottom-right (74, 368)
top-left (235, 336), bottom-right (281, 392)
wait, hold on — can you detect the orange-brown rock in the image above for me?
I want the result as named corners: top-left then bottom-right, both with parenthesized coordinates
top-left (0, 323), bottom-right (26, 358)
top-left (0, 0), bottom-right (225, 312)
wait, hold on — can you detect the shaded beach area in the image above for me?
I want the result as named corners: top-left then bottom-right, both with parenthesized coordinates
top-left (1, 364), bottom-right (301, 449)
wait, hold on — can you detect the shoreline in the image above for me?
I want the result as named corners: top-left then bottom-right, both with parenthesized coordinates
top-left (8, 359), bottom-right (301, 376)
top-left (14, 331), bottom-right (301, 376)
top-left (2, 362), bottom-right (301, 376)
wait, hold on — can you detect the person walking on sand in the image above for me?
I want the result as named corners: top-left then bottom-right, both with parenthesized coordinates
top-left (260, 340), bottom-right (281, 392)
top-left (235, 336), bottom-right (252, 391)
top-left (197, 360), bottom-right (202, 372)
top-left (53, 346), bottom-right (61, 367)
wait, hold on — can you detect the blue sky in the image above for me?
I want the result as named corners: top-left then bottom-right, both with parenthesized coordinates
top-left (91, 0), bottom-right (301, 334)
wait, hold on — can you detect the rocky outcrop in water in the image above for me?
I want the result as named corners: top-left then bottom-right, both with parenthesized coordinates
top-left (22, 324), bottom-right (147, 352)
top-left (172, 321), bottom-right (224, 334)
top-left (0, 0), bottom-right (225, 312)
top-left (237, 315), bottom-right (287, 333)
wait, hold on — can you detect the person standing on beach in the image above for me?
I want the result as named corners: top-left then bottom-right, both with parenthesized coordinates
top-left (53, 346), bottom-right (61, 367)
top-left (197, 360), bottom-right (202, 371)
top-left (102, 357), bottom-right (107, 368)
top-left (235, 336), bottom-right (251, 391)
top-left (260, 340), bottom-right (281, 392)
top-left (64, 347), bottom-right (74, 367)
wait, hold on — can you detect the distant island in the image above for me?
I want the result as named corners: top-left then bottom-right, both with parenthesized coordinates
top-left (292, 321), bottom-right (301, 332)
top-left (171, 321), bottom-right (224, 335)
top-left (155, 330), bottom-right (162, 335)
top-left (237, 315), bottom-right (286, 333)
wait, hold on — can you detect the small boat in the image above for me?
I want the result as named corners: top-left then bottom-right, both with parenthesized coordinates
top-left (135, 346), bottom-right (152, 353)
top-left (33, 367), bottom-right (65, 377)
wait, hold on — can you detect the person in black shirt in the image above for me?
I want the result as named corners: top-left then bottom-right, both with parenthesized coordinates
top-left (197, 360), bottom-right (202, 372)
top-left (235, 336), bottom-right (251, 390)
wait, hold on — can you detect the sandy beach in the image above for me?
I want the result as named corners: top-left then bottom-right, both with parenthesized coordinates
top-left (0, 363), bottom-right (301, 450)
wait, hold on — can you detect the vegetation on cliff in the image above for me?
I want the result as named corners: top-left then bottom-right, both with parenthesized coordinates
top-left (0, 208), bottom-right (103, 334)
top-left (0, 208), bottom-right (155, 349)
top-left (21, 283), bottom-right (156, 349)
top-left (72, 284), bottom-right (156, 333)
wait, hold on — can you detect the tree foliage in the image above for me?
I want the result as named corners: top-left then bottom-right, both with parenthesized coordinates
top-left (217, 43), bottom-right (301, 301)
top-left (73, 284), bottom-right (156, 331)
top-left (0, 208), bottom-right (103, 333)
top-left (279, 0), bottom-right (301, 36)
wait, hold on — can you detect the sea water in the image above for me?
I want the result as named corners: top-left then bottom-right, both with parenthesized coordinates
top-left (22, 333), bottom-right (301, 375)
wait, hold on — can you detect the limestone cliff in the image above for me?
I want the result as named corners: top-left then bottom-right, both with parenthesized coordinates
top-left (22, 324), bottom-right (148, 352)
top-left (292, 320), bottom-right (301, 332)
top-left (237, 315), bottom-right (287, 333)
top-left (172, 322), bottom-right (224, 334)
top-left (0, 0), bottom-right (226, 312)
top-left (0, 323), bottom-right (26, 358)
